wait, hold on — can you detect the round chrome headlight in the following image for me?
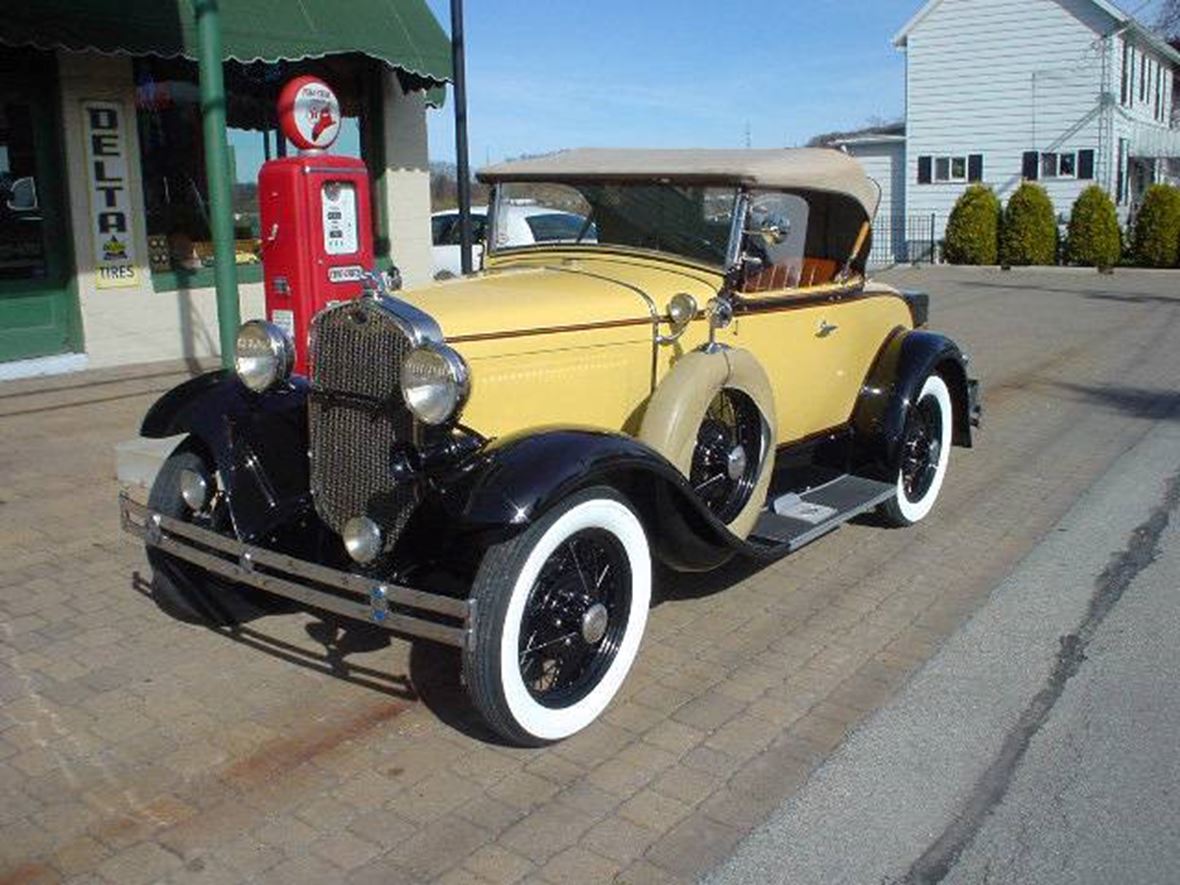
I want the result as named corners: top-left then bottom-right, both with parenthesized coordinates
top-left (400, 344), bottom-right (470, 425)
top-left (234, 320), bottom-right (294, 393)
top-left (343, 516), bottom-right (383, 564)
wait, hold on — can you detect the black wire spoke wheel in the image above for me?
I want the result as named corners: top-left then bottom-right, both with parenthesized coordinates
top-left (517, 528), bottom-right (632, 709)
top-left (147, 443), bottom-right (274, 625)
top-left (689, 388), bottom-right (764, 523)
top-left (900, 393), bottom-right (944, 502)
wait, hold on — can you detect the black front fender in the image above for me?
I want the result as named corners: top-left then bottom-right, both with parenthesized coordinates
top-left (851, 328), bottom-right (976, 482)
top-left (141, 371), bottom-right (312, 542)
top-left (404, 428), bottom-right (743, 573)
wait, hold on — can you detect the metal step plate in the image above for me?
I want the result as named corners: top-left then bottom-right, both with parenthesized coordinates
top-left (749, 475), bottom-right (896, 553)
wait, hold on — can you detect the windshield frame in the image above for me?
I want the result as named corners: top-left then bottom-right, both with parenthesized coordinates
top-left (487, 181), bottom-right (745, 271)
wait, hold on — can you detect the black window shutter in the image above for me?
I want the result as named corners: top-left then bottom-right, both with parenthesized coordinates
top-left (1078, 149), bottom-right (1095, 180)
top-left (1022, 151), bottom-right (1040, 181)
top-left (917, 156), bottom-right (932, 184)
top-left (968, 154), bottom-right (984, 182)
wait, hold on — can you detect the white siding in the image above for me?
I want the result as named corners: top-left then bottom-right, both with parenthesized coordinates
top-left (1111, 36), bottom-right (1177, 212)
top-left (847, 141), bottom-right (906, 220)
top-left (904, 0), bottom-right (1116, 239)
top-left (842, 140), bottom-right (906, 264)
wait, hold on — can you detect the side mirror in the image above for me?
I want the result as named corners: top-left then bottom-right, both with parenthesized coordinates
top-left (745, 220), bottom-right (789, 244)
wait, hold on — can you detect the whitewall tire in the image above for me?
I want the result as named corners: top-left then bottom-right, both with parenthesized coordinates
top-left (880, 373), bottom-right (953, 526)
top-left (463, 487), bottom-right (651, 745)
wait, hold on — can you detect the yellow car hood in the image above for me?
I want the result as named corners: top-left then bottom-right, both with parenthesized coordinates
top-left (399, 253), bottom-right (724, 341)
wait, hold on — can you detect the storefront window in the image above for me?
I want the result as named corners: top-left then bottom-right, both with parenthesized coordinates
top-left (0, 99), bottom-right (46, 280)
top-left (133, 57), bottom-right (369, 288)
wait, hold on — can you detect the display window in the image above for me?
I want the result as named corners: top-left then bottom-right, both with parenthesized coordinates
top-left (133, 56), bottom-right (372, 290)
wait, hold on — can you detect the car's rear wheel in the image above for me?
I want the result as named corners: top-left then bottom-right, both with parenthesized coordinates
top-left (146, 440), bottom-right (273, 626)
top-left (463, 487), bottom-right (650, 745)
top-left (879, 373), bottom-right (953, 526)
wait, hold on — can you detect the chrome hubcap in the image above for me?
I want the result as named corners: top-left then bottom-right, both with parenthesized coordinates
top-left (726, 444), bottom-right (748, 481)
top-left (581, 603), bottom-right (609, 645)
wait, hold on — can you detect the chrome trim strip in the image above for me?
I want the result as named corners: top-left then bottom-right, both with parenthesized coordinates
top-left (119, 493), bottom-right (470, 646)
top-left (725, 190), bottom-right (751, 272)
top-left (311, 291), bottom-right (444, 351)
top-left (375, 294), bottom-right (444, 346)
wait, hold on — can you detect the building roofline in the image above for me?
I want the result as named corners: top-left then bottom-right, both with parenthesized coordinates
top-left (832, 134), bottom-right (907, 146)
top-left (893, 0), bottom-right (1180, 66)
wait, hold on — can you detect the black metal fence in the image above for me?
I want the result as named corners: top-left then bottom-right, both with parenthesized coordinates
top-left (868, 213), bottom-right (939, 268)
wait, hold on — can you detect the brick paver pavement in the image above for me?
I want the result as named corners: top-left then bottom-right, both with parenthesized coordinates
top-left (2, 268), bottom-right (1179, 884)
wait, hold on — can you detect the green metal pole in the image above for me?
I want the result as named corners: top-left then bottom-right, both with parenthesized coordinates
top-left (194, 0), bottom-right (240, 368)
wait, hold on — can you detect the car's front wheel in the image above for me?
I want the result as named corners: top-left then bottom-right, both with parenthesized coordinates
top-left (879, 373), bottom-right (953, 526)
top-left (146, 440), bottom-right (274, 625)
top-left (463, 487), bottom-right (651, 745)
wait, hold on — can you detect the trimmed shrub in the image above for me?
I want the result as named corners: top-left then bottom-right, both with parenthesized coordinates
top-left (1001, 183), bottom-right (1058, 266)
top-left (1066, 186), bottom-right (1121, 268)
top-left (1131, 184), bottom-right (1180, 268)
top-left (943, 185), bottom-right (1000, 265)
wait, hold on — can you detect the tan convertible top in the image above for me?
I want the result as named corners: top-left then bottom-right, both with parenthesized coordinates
top-left (478, 148), bottom-right (880, 218)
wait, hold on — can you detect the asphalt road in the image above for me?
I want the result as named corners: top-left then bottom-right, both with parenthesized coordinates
top-left (708, 324), bottom-right (1180, 883)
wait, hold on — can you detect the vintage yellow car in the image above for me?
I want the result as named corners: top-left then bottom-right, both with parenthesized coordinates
top-left (120, 148), bottom-right (980, 744)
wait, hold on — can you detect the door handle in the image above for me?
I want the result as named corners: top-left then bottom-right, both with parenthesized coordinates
top-left (817, 319), bottom-right (838, 337)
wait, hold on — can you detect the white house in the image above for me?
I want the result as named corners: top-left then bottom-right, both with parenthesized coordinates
top-left (843, 0), bottom-right (1180, 264)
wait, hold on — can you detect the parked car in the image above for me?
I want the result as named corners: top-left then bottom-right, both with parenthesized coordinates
top-left (121, 148), bottom-right (980, 745)
top-left (431, 203), bottom-right (594, 278)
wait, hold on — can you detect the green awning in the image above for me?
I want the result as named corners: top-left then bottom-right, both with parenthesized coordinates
top-left (0, 0), bottom-right (451, 94)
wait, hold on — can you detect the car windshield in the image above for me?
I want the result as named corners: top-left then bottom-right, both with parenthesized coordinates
top-left (492, 181), bottom-right (737, 266)
top-left (524, 212), bottom-right (596, 243)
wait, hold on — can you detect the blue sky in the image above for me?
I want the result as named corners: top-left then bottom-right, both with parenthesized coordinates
top-left (422, 0), bottom-right (1166, 166)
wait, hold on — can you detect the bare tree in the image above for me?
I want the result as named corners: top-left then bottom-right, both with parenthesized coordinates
top-left (1158, 0), bottom-right (1180, 38)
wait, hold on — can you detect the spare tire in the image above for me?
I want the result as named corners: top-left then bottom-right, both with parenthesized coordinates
top-left (639, 348), bottom-right (776, 539)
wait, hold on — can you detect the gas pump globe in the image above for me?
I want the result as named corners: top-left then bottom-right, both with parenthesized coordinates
top-left (258, 75), bottom-right (375, 375)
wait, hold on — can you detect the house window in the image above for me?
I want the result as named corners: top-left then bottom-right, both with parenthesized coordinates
top-left (917, 154), bottom-right (982, 184)
top-left (934, 155), bottom-right (965, 182)
top-left (1141, 52), bottom-right (1148, 102)
top-left (1156, 62), bottom-right (1163, 121)
top-left (133, 56), bottom-right (370, 287)
top-left (1122, 41), bottom-right (1130, 106)
top-left (1026, 150), bottom-right (1093, 181)
top-left (1117, 139), bottom-right (1128, 204)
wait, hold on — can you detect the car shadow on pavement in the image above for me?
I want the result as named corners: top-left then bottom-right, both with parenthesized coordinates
top-left (1049, 382), bottom-right (1180, 422)
top-left (952, 280), bottom-right (1179, 302)
top-left (407, 642), bottom-right (514, 745)
top-left (651, 557), bottom-right (768, 603)
top-left (1083, 291), bottom-right (1180, 306)
top-left (131, 571), bottom-right (419, 701)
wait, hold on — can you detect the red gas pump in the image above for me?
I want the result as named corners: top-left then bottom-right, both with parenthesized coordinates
top-left (260, 76), bottom-right (374, 375)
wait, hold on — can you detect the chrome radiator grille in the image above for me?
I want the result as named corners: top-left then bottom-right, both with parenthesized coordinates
top-left (309, 299), bottom-right (417, 543)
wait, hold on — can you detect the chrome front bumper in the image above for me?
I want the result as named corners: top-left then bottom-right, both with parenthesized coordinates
top-left (119, 493), bottom-right (472, 647)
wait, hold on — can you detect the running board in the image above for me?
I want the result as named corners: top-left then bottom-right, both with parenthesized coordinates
top-left (748, 475), bottom-right (896, 553)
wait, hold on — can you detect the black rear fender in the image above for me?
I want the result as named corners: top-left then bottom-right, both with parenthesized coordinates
top-left (140, 370), bottom-right (312, 541)
top-left (851, 328), bottom-right (975, 482)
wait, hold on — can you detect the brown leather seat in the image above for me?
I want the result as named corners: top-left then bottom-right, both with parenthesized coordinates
top-left (742, 257), bottom-right (840, 293)
top-left (799, 258), bottom-right (838, 286)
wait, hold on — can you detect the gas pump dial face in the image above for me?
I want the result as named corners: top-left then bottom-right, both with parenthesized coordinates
top-left (321, 181), bottom-right (358, 256)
